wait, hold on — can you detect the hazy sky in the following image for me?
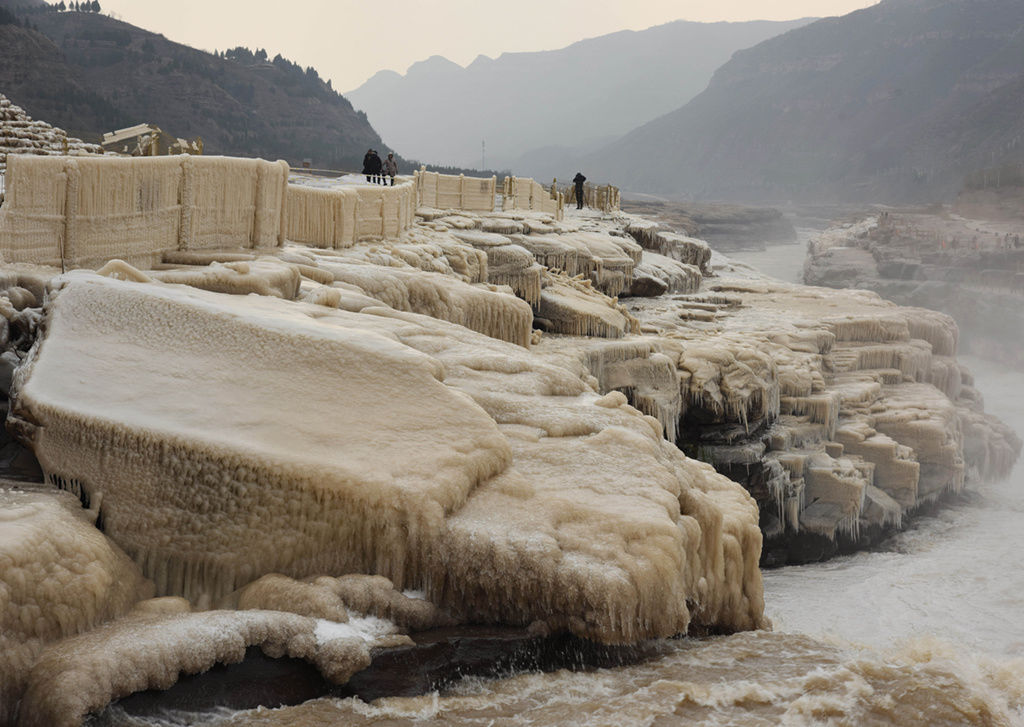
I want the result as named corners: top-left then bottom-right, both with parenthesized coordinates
top-left (98, 0), bottom-right (879, 93)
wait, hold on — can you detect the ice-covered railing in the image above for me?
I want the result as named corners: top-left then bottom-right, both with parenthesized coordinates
top-left (0, 155), bottom-right (425, 267)
top-left (414, 169), bottom-right (497, 212)
top-left (0, 154), bottom-right (290, 268)
top-left (502, 176), bottom-right (564, 219)
top-left (562, 181), bottom-right (621, 213)
top-left (285, 180), bottom-right (417, 249)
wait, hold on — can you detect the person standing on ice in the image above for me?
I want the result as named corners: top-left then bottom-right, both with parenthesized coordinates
top-left (384, 152), bottom-right (398, 186)
top-left (573, 172), bottom-right (586, 209)
top-left (362, 149), bottom-right (375, 183)
top-left (371, 150), bottom-right (385, 184)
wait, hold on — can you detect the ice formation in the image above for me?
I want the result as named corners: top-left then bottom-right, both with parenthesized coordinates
top-left (231, 573), bottom-right (453, 632)
top-left (625, 220), bottom-right (712, 273)
top-left (415, 170), bottom-right (496, 212)
top-left (502, 176), bottom-right (563, 217)
top-left (0, 486), bottom-right (152, 724)
top-left (285, 180), bottom-right (417, 248)
top-left (0, 152), bottom-right (1019, 717)
top-left (0, 155), bottom-right (292, 268)
top-left (18, 610), bottom-right (376, 727)
top-left (11, 271), bottom-right (766, 644)
top-left (536, 271), bottom-right (638, 339)
top-left (12, 273), bottom-right (512, 604)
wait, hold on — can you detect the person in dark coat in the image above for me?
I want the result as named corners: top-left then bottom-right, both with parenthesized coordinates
top-left (369, 150), bottom-right (384, 184)
top-left (362, 149), bottom-right (375, 183)
top-left (573, 172), bottom-right (586, 209)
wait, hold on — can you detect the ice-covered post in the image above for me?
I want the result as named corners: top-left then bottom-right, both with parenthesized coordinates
top-left (178, 156), bottom-right (195, 251)
top-left (459, 174), bottom-right (465, 209)
top-left (276, 160), bottom-right (289, 246)
top-left (61, 159), bottom-right (79, 272)
top-left (352, 196), bottom-right (361, 244)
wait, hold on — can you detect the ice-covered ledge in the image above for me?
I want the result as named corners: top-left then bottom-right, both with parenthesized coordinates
top-left (0, 199), bottom-right (1018, 720)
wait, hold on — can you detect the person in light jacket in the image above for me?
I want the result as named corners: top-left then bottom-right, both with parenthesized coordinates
top-left (573, 172), bottom-right (586, 209)
top-left (384, 153), bottom-right (398, 186)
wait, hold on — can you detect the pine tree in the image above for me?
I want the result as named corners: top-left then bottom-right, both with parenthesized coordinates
top-left (57, 1), bottom-right (66, 11)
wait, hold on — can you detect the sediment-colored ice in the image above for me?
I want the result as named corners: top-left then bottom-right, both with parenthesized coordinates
top-left (0, 486), bottom-right (152, 723)
top-left (0, 182), bottom-right (1019, 719)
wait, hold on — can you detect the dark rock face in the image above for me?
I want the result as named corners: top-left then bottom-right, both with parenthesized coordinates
top-left (343, 627), bottom-right (660, 700)
top-left (624, 273), bottom-right (669, 298)
top-left (93, 629), bottom-right (668, 723)
top-left (99, 648), bottom-right (332, 717)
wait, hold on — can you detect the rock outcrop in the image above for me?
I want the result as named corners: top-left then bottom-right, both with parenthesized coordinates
top-left (0, 198), bottom-right (1018, 720)
top-left (804, 207), bottom-right (1024, 368)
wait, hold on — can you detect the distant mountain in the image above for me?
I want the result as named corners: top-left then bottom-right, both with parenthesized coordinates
top-left (589, 0), bottom-right (1024, 203)
top-left (345, 19), bottom-right (816, 174)
top-left (0, 5), bottom-right (387, 170)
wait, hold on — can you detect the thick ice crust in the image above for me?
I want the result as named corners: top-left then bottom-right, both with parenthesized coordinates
top-left (12, 273), bottom-right (766, 643)
top-left (0, 487), bottom-right (152, 724)
top-left (18, 610), bottom-right (374, 727)
top-left (14, 274), bottom-right (511, 604)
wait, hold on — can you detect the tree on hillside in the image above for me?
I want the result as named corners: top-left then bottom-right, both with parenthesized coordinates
top-left (92, 1), bottom-right (101, 12)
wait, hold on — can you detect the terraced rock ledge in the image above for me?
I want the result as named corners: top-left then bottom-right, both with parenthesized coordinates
top-left (0, 199), bottom-right (1018, 723)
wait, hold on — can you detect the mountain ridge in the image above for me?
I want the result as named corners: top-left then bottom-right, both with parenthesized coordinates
top-left (587, 0), bottom-right (1024, 203)
top-left (345, 18), bottom-right (817, 172)
top-left (0, 5), bottom-right (388, 170)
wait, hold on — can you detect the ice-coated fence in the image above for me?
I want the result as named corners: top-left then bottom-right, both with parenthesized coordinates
top-left (563, 182), bottom-right (621, 213)
top-left (502, 176), bottom-right (564, 218)
top-left (964, 162), bottom-right (1024, 191)
top-left (415, 170), bottom-right (496, 212)
top-left (0, 154), bottom-right (289, 268)
top-left (0, 154), bottom-right (615, 269)
top-left (0, 155), bottom-right (422, 267)
top-left (285, 180), bottom-right (417, 249)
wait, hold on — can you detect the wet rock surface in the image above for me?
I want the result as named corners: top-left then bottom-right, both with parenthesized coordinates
top-left (95, 628), bottom-right (665, 721)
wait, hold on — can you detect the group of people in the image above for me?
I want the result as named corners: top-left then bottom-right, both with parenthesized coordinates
top-left (362, 149), bottom-right (398, 186)
top-left (359, 155), bottom-right (590, 211)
